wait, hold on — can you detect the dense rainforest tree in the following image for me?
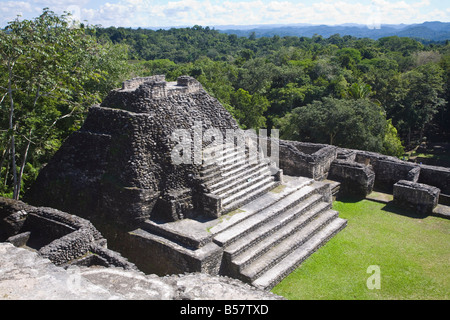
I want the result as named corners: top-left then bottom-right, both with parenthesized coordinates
top-left (0, 9), bottom-right (131, 198)
top-left (384, 63), bottom-right (446, 144)
top-left (275, 97), bottom-right (403, 155)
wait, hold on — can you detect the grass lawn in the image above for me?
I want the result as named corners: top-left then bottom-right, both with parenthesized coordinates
top-left (271, 197), bottom-right (450, 300)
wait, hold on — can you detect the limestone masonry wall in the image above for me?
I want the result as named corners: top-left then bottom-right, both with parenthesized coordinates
top-left (276, 140), bottom-right (450, 207)
top-left (278, 140), bottom-right (337, 180)
top-left (393, 180), bottom-right (440, 214)
top-left (0, 197), bottom-right (136, 269)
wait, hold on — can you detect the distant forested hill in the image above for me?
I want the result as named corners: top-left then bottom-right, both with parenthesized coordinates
top-left (218, 21), bottom-right (450, 42)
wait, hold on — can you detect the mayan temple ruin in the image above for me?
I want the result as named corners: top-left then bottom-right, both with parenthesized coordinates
top-left (20, 75), bottom-right (347, 290)
top-left (17, 74), bottom-right (449, 292)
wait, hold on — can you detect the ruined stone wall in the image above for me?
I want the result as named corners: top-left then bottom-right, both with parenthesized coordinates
top-left (328, 159), bottom-right (375, 197)
top-left (393, 180), bottom-right (440, 214)
top-left (418, 164), bottom-right (450, 195)
top-left (350, 150), bottom-right (419, 192)
top-left (278, 140), bottom-right (337, 180)
top-left (0, 197), bottom-right (135, 269)
top-left (276, 142), bottom-right (449, 205)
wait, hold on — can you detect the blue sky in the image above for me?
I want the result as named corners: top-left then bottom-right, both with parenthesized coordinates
top-left (1, 0), bottom-right (449, 28)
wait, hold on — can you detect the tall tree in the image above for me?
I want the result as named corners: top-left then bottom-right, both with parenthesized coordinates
top-left (276, 98), bottom-right (390, 153)
top-left (0, 9), bottom-right (130, 199)
top-left (389, 63), bottom-right (446, 145)
top-left (231, 89), bottom-right (269, 130)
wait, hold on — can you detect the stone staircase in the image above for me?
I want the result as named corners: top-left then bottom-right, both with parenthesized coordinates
top-left (136, 143), bottom-right (347, 290)
top-left (194, 143), bottom-right (347, 289)
top-left (200, 143), bottom-right (282, 215)
top-left (208, 178), bottom-right (347, 290)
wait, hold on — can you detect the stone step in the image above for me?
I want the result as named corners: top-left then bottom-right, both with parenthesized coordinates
top-left (207, 177), bottom-right (315, 236)
top-left (203, 143), bottom-right (263, 166)
top-left (202, 148), bottom-right (244, 170)
top-left (221, 177), bottom-right (280, 214)
top-left (201, 143), bottom-right (235, 159)
top-left (200, 154), bottom-right (260, 180)
top-left (218, 170), bottom-right (273, 201)
top-left (226, 201), bottom-right (331, 264)
top-left (222, 181), bottom-right (282, 216)
top-left (207, 162), bottom-right (270, 193)
top-left (239, 210), bottom-right (340, 284)
top-left (214, 185), bottom-right (321, 247)
top-left (203, 158), bottom-right (270, 188)
top-left (251, 217), bottom-right (347, 290)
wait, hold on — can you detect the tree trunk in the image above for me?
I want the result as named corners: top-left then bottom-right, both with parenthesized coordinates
top-left (16, 135), bottom-right (31, 200)
top-left (7, 61), bottom-right (18, 200)
top-left (407, 127), bottom-right (411, 147)
top-left (329, 132), bottom-right (335, 146)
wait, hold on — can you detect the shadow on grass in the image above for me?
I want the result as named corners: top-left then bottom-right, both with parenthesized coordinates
top-left (380, 201), bottom-right (429, 219)
top-left (336, 194), bottom-right (429, 220)
top-left (335, 194), bottom-right (365, 203)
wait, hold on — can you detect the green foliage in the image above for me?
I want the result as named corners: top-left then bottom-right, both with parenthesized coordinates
top-left (345, 82), bottom-right (373, 100)
top-left (385, 62), bottom-right (446, 144)
top-left (103, 26), bottom-right (450, 153)
top-left (231, 89), bottom-right (269, 129)
top-left (0, 9), bottom-right (131, 199)
top-left (276, 98), bottom-right (388, 152)
top-left (383, 119), bottom-right (405, 157)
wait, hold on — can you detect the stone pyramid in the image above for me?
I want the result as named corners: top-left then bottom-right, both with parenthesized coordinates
top-left (25, 76), bottom-right (346, 288)
top-left (25, 75), bottom-right (278, 229)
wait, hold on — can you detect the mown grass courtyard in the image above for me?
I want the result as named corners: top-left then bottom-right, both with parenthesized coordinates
top-left (272, 197), bottom-right (450, 300)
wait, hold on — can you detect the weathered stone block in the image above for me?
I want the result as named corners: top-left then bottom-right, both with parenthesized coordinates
top-left (126, 228), bottom-right (223, 276)
top-left (328, 159), bottom-right (375, 198)
top-left (393, 180), bottom-right (440, 215)
top-left (202, 193), bottom-right (222, 218)
top-left (336, 148), bottom-right (356, 161)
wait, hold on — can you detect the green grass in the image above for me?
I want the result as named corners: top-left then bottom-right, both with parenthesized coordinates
top-left (271, 198), bottom-right (450, 300)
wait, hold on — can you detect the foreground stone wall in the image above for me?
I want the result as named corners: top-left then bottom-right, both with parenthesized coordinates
top-left (0, 197), bottom-right (135, 269)
top-left (0, 242), bottom-right (283, 300)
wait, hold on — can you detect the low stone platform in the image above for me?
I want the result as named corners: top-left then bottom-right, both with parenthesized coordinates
top-left (433, 204), bottom-right (450, 219)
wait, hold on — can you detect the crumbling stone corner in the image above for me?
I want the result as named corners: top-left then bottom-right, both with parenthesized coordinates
top-left (393, 180), bottom-right (440, 215)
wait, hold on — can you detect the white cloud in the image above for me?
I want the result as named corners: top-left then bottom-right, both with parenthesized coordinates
top-left (0, 1), bottom-right (35, 25)
top-left (0, 0), bottom-right (448, 28)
